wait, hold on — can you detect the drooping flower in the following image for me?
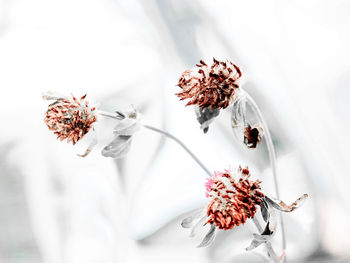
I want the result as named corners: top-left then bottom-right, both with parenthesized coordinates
top-left (244, 124), bottom-right (263, 149)
top-left (176, 58), bottom-right (242, 110)
top-left (44, 92), bottom-right (97, 145)
top-left (206, 167), bottom-right (264, 230)
top-left (181, 166), bottom-right (308, 249)
top-left (176, 58), bottom-right (242, 133)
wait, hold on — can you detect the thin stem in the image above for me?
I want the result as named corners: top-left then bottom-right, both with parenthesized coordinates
top-left (143, 124), bottom-right (212, 177)
top-left (243, 90), bottom-right (287, 262)
top-left (97, 110), bottom-right (212, 177)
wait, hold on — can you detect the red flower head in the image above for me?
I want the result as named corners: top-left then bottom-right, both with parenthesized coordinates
top-left (176, 58), bottom-right (242, 110)
top-left (44, 94), bottom-right (97, 145)
top-left (206, 167), bottom-right (264, 230)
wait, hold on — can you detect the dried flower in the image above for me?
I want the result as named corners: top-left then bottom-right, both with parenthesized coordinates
top-left (181, 166), bottom-right (308, 248)
top-left (176, 58), bottom-right (242, 110)
top-left (206, 167), bottom-right (264, 230)
top-left (244, 124), bottom-right (263, 149)
top-left (43, 92), bottom-right (143, 158)
top-left (44, 92), bottom-right (97, 145)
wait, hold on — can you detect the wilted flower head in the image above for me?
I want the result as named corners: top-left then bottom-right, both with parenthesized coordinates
top-left (44, 92), bottom-right (97, 145)
top-left (206, 167), bottom-right (264, 230)
top-left (176, 58), bottom-right (242, 110)
top-left (182, 166), bottom-right (308, 249)
top-left (244, 124), bottom-right (263, 149)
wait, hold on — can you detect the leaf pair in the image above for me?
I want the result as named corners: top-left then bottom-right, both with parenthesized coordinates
top-left (102, 110), bottom-right (141, 159)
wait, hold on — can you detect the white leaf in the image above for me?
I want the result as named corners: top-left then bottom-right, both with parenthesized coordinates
top-left (114, 118), bottom-right (141, 136)
top-left (197, 224), bottom-right (216, 247)
top-left (101, 135), bottom-right (132, 159)
top-left (181, 208), bottom-right (205, 229)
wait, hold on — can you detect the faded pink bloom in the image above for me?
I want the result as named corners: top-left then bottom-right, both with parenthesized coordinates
top-left (44, 93), bottom-right (97, 145)
top-left (182, 166), bottom-right (308, 249)
top-left (206, 167), bottom-right (264, 230)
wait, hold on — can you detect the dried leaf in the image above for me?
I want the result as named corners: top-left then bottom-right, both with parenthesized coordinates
top-left (195, 106), bottom-right (220, 133)
top-left (265, 194), bottom-right (308, 212)
top-left (197, 224), bottom-right (216, 247)
top-left (260, 199), bottom-right (270, 222)
top-left (101, 135), bottom-right (132, 159)
top-left (42, 91), bottom-right (67, 101)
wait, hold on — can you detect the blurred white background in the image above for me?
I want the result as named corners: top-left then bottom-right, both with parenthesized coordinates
top-left (0, 0), bottom-right (350, 262)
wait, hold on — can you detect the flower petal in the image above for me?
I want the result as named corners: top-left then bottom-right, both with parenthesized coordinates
top-left (197, 224), bottom-right (216, 248)
top-left (265, 194), bottom-right (308, 212)
top-left (101, 135), bottom-right (132, 159)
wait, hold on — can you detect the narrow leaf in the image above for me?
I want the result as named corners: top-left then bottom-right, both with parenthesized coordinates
top-left (260, 199), bottom-right (270, 222)
top-left (181, 208), bottom-right (205, 229)
top-left (195, 106), bottom-right (220, 133)
top-left (197, 224), bottom-right (216, 247)
top-left (246, 238), bottom-right (264, 251)
top-left (101, 135), bottom-right (132, 159)
top-left (190, 215), bottom-right (207, 237)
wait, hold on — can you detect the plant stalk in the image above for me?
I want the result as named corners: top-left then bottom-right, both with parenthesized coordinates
top-left (243, 90), bottom-right (286, 263)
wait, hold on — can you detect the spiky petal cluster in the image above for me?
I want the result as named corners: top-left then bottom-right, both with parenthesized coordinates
top-left (44, 94), bottom-right (97, 144)
top-left (244, 124), bottom-right (263, 149)
top-left (206, 167), bottom-right (264, 230)
top-left (176, 58), bottom-right (242, 109)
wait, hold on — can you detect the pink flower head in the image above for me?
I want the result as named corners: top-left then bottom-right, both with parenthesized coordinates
top-left (206, 167), bottom-right (264, 230)
top-left (176, 58), bottom-right (242, 110)
top-left (44, 93), bottom-right (97, 145)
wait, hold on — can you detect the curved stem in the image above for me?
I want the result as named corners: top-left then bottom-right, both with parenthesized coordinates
top-left (143, 124), bottom-right (212, 177)
top-left (97, 110), bottom-right (212, 177)
top-left (243, 90), bottom-right (287, 262)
